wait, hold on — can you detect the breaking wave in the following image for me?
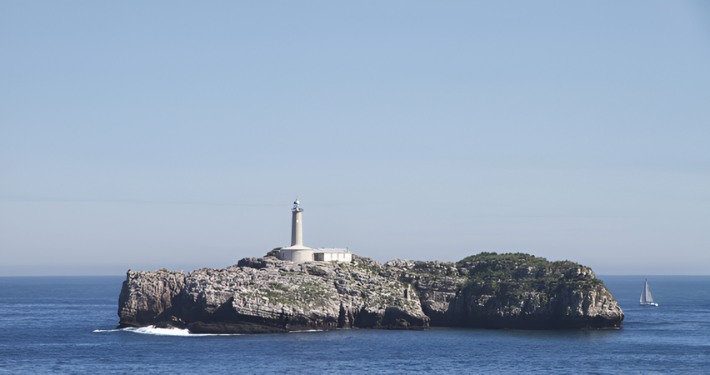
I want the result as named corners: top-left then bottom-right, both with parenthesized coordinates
top-left (93, 326), bottom-right (241, 336)
top-left (122, 326), bottom-right (194, 336)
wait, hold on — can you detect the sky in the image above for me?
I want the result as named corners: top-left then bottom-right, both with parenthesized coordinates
top-left (1, 1), bottom-right (709, 276)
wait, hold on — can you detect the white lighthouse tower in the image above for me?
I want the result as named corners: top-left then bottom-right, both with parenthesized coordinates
top-left (279, 199), bottom-right (314, 262)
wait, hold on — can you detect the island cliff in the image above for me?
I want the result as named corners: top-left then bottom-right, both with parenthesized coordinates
top-left (118, 253), bottom-right (624, 333)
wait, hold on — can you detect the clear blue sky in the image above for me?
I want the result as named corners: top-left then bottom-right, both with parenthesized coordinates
top-left (1, 1), bottom-right (709, 276)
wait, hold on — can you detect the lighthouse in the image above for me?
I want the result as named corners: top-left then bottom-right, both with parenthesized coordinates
top-left (290, 200), bottom-right (303, 247)
top-left (279, 199), bottom-right (314, 262)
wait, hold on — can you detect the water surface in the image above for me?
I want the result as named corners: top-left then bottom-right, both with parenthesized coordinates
top-left (1, 275), bottom-right (708, 373)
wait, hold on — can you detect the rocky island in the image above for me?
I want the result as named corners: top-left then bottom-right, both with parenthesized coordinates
top-left (117, 252), bottom-right (624, 333)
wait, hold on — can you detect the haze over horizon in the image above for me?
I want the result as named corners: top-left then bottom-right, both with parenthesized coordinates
top-left (1, 1), bottom-right (709, 276)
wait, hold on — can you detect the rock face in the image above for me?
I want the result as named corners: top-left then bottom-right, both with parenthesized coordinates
top-left (118, 253), bottom-right (624, 333)
top-left (118, 269), bottom-right (185, 328)
top-left (118, 256), bottom-right (428, 333)
top-left (383, 253), bottom-right (623, 329)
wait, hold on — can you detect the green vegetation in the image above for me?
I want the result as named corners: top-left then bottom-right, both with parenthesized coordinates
top-left (268, 282), bottom-right (289, 291)
top-left (265, 248), bottom-right (281, 258)
top-left (156, 268), bottom-right (181, 274)
top-left (354, 261), bottom-right (379, 275)
top-left (458, 252), bottom-right (549, 268)
top-left (451, 252), bottom-right (603, 306)
top-left (249, 277), bottom-right (337, 310)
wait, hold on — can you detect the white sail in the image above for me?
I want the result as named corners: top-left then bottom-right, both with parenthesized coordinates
top-left (644, 280), bottom-right (654, 303)
top-left (640, 279), bottom-right (657, 306)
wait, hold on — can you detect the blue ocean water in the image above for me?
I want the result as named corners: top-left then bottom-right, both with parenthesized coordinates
top-left (1, 275), bottom-right (709, 373)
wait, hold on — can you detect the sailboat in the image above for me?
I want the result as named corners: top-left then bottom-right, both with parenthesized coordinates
top-left (640, 278), bottom-right (659, 306)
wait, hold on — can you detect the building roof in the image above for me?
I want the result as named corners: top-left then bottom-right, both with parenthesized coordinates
top-left (313, 248), bottom-right (350, 253)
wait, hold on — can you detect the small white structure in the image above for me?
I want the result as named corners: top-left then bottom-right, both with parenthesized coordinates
top-left (314, 248), bottom-right (352, 262)
top-left (278, 200), bottom-right (352, 263)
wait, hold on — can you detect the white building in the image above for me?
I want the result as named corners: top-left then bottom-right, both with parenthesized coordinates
top-left (278, 200), bottom-right (352, 263)
top-left (314, 248), bottom-right (352, 262)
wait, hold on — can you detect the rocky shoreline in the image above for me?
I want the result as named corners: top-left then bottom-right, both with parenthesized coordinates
top-left (117, 253), bottom-right (624, 333)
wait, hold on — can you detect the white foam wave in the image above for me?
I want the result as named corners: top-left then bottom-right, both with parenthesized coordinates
top-left (93, 325), bottom-right (243, 336)
top-left (123, 326), bottom-right (194, 336)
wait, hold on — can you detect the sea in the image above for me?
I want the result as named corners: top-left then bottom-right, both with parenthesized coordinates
top-left (1, 275), bottom-right (709, 373)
